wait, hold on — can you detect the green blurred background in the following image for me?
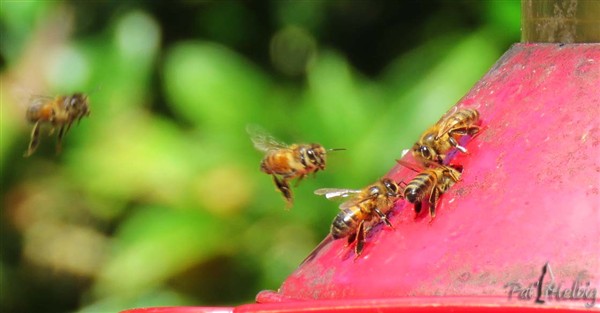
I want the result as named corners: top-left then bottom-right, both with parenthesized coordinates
top-left (0, 1), bottom-right (519, 312)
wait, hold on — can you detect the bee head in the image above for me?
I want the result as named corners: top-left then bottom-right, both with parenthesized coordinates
top-left (307, 144), bottom-right (327, 169)
top-left (414, 141), bottom-right (437, 163)
top-left (67, 93), bottom-right (90, 117)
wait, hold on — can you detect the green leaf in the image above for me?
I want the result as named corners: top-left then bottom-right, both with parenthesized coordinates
top-left (93, 206), bottom-right (228, 298)
top-left (163, 42), bottom-right (270, 131)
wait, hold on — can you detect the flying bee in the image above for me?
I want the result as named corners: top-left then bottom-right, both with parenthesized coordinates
top-left (314, 178), bottom-right (402, 257)
top-left (398, 160), bottom-right (462, 220)
top-left (248, 125), bottom-right (344, 208)
top-left (24, 93), bottom-right (90, 157)
top-left (413, 108), bottom-right (480, 165)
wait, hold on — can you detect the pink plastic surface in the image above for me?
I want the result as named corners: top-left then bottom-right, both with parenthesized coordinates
top-left (120, 308), bottom-right (233, 313)
top-left (123, 43), bottom-right (600, 312)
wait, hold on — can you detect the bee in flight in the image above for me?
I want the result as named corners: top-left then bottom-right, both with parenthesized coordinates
top-left (398, 160), bottom-right (462, 221)
top-left (248, 125), bottom-right (344, 208)
top-left (24, 93), bottom-right (91, 157)
top-left (314, 178), bottom-right (402, 257)
top-left (413, 108), bottom-right (480, 165)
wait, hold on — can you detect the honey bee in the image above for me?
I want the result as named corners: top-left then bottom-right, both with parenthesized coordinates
top-left (398, 160), bottom-right (462, 220)
top-left (24, 93), bottom-right (90, 157)
top-left (314, 178), bottom-right (402, 257)
top-left (248, 125), bottom-right (344, 208)
top-left (413, 108), bottom-right (480, 165)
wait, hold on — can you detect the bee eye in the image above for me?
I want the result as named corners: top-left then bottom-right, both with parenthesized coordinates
top-left (69, 98), bottom-right (78, 107)
top-left (384, 181), bottom-right (397, 194)
top-left (420, 146), bottom-right (431, 158)
top-left (306, 149), bottom-right (318, 163)
top-left (369, 187), bottom-right (379, 196)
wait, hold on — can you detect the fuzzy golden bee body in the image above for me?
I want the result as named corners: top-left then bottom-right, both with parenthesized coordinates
top-left (249, 126), bottom-right (340, 207)
top-left (259, 143), bottom-right (327, 178)
top-left (413, 108), bottom-right (480, 165)
top-left (315, 178), bottom-right (401, 256)
top-left (402, 164), bottom-right (461, 220)
top-left (24, 93), bottom-right (90, 157)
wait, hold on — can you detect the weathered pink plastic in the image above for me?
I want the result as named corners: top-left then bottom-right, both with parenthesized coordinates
top-left (122, 43), bottom-right (600, 313)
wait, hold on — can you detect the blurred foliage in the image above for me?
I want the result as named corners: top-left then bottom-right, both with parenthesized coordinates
top-left (0, 1), bottom-right (520, 312)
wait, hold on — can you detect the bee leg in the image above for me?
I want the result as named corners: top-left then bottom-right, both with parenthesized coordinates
top-left (56, 126), bottom-right (66, 154)
top-left (448, 136), bottom-right (468, 153)
top-left (446, 167), bottom-right (461, 182)
top-left (449, 126), bottom-right (481, 152)
top-left (314, 165), bottom-right (324, 178)
top-left (414, 201), bottom-right (422, 216)
top-left (468, 126), bottom-right (481, 136)
top-left (455, 125), bottom-right (481, 136)
top-left (354, 220), bottom-right (366, 258)
top-left (374, 208), bottom-right (394, 230)
top-left (273, 176), bottom-right (293, 208)
top-left (428, 188), bottom-right (440, 222)
top-left (24, 122), bottom-right (41, 157)
top-left (294, 174), bottom-right (306, 187)
top-left (465, 125), bottom-right (481, 136)
top-left (65, 120), bottom-right (74, 133)
top-left (436, 155), bottom-right (445, 164)
top-left (347, 231), bottom-right (357, 246)
top-left (449, 125), bottom-right (481, 137)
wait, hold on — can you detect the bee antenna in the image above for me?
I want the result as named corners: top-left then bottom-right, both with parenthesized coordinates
top-left (327, 148), bottom-right (346, 152)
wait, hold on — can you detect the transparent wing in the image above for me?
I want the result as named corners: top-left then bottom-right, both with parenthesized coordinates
top-left (314, 188), bottom-right (361, 200)
top-left (433, 107), bottom-right (460, 137)
top-left (339, 193), bottom-right (379, 210)
top-left (436, 122), bottom-right (457, 139)
top-left (435, 110), bottom-right (467, 139)
top-left (396, 159), bottom-right (425, 172)
top-left (28, 95), bottom-right (54, 107)
top-left (246, 124), bottom-right (288, 152)
top-left (5, 83), bottom-right (45, 109)
top-left (314, 187), bottom-right (373, 211)
top-left (24, 95), bottom-right (55, 120)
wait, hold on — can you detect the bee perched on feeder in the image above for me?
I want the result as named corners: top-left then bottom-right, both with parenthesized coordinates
top-left (397, 159), bottom-right (462, 221)
top-left (314, 178), bottom-right (403, 257)
top-left (248, 125), bottom-right (344, 208)
top-left (24, 93), bottom-right (91, 157)
top-left (412, 108), bottom-right (480, 166)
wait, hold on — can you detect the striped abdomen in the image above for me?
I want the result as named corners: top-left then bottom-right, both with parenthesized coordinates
top-left (260, 150), bottom-right (297, 176)
top-left (331, 205), bottom-right (369, 239)
top-left (443, 108), bottom-right (480, 135)
top-left (404, 171), bottom-right (437, 204)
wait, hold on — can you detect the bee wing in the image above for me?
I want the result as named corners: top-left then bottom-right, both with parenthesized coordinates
top-left (314, 188), bottom-right (361, 200)
top-left (28, 95), bottom-right (54, 107)
top-left (435, 113), bottom-right (464, 139)
top-left (396, 159), bottom-right (424, 172)
top-left (338, 193), bottom-right (380, 210)
top-left (435, 124), bottom-right (455, 139)
top-left (246, 124), bottom-right (288, 152)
